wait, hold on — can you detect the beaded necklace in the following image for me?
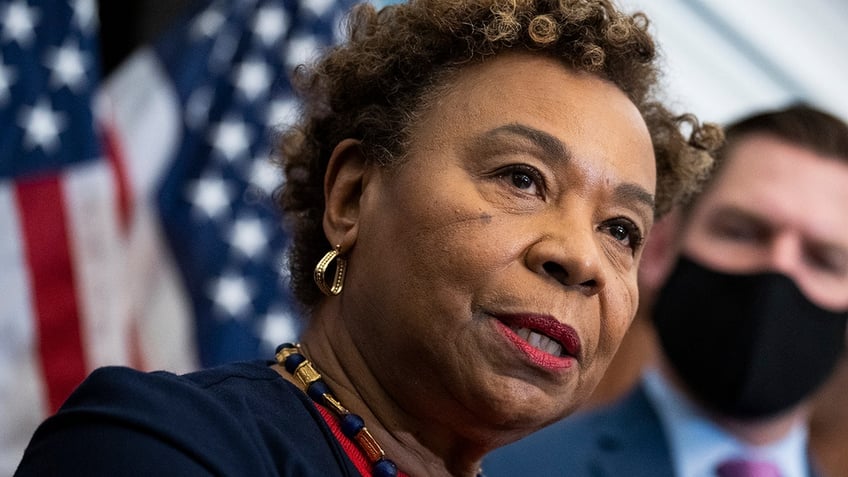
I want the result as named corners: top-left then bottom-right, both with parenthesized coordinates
top-left (276, 343), bottom-right (400, 477)
top-left (276, 343), bottom-right (486, 477)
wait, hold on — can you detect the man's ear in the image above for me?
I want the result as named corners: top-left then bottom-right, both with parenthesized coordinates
top-left (638, 209), bottom-right (683, 305)
top-left (322, 139), bottom-right (367, 251)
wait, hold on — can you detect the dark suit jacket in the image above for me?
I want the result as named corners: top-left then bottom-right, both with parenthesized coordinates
top-left (483, 383), bottom-right (823, 477)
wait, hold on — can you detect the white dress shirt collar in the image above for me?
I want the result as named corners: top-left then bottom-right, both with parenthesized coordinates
top-left (641, 368), bottom-right (809, 477)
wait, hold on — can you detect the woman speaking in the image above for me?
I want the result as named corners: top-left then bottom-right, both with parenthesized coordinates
top-left (16, 0), bottom-right (720, 475)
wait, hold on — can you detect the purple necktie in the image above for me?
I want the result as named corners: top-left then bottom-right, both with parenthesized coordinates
top-left (716, 459), bottom-right (781, 477)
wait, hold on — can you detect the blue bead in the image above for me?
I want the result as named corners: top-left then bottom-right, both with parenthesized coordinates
top-left (373, 458), bottom-right (398, 477)
top-left (284, 353), bottom-right (306, 374)
top-left (306, 380), bottom-right (330, 405)
top-left (275, 343), bottom-right (295, 354)
top-left (340, 413), bottom-right (365, 437)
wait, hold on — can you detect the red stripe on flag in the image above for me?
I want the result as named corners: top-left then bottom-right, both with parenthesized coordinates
top-left (102, 122), bottom-right (133, 230)
top-left (15, 175), bottom-right (87, 413)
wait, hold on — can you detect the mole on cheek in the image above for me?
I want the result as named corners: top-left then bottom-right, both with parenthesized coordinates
top-left (479, 213), bottom-right (492, 224)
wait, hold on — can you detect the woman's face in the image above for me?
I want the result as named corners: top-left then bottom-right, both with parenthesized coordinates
top-left (343, 53), bottom-right (656, 440)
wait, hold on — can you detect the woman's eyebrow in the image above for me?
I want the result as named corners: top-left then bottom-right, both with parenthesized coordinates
top-left (481, 123), bottom-right (570, 161)
top-left (614, 182), bottom-right (655, 213)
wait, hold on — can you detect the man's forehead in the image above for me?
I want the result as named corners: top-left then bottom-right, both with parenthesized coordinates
top-left (703, 136), bottom-right (848, 240)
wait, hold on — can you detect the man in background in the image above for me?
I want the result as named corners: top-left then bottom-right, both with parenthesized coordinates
top-left (485, 103), bottom-right (848, 477)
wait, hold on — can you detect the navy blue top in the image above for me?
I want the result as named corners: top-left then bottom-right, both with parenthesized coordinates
top-left (15, 360), bottom-right (360, 476)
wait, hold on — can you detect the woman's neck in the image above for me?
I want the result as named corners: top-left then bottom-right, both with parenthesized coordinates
top-left (297, 309), bottom-right (486, 477)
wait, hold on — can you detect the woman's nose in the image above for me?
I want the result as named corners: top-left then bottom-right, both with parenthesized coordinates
top-left (525, 225), bottom-right (605, 296)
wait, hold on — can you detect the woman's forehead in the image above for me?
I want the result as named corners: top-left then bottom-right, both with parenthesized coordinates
top-left (405, 53), bottom-right (655, 183)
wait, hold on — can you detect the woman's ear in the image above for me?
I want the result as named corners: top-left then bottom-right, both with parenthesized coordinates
top-left (322, 139), bottom-right (368, 251)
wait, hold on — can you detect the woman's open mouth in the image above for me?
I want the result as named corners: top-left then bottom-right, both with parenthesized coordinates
top-left (494, 314), bottom-right (581, 370)
top-left (511, 327), bottom-right (566, 356)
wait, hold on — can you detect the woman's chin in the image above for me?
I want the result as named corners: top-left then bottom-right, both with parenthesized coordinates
top-left (479, 384), bottom-right (578, 433)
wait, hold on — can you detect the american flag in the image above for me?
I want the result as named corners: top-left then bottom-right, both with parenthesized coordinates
top-left (0, 0), bottom-right (353, 472)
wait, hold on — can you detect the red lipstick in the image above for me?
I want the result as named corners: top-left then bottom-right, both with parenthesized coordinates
top-left (494, 314), bottom-right (580, 370)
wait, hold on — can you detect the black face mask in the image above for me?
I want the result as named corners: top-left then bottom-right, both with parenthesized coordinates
top-left (652, 255), bottom-right (848, 419)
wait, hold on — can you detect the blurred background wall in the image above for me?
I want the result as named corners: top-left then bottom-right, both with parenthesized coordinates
top-left (102, 0), bottom-right (848, 124)
top-left (617, 0), bottom-right (848, 124)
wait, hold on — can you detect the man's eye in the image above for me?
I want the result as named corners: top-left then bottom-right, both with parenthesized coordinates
top-left (807, 248), bottom-right (848, 277)
top-left (712, 220), bottom-right (767, 244)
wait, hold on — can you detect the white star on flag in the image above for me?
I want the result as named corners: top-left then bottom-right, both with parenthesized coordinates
top-left (1, 1), bottom-right (39, 47)
top-left (233, 59), bottom-right (272, 102)
top-left (191, 7), bottom-right (226, 40)
top-left (229, 215), bottom-right (268, 258)
top-left (283, 34), bottom-right (320, 70)
top-left (45, 39), bottom-right (90, 91)
top-left (188, 175), bottom-right (233, 219)
top-left (249, 158), bottom-right (283, 195)
top-left (71, 0), bottom-right (97, 32)
top-left (210, 274), bottom-right (254, 319)
top-left (209, 118), bottom-right (252, 161)
top-left (252, 5), bottom-right (289, 46)
top-left (18, 97), bottom-right (66, 154)
top-left (258, 309), bottom-right (299, 352)
top-left (305, 0), bottom-right (335, 18)
top-left (265, 97), bottom-right (298, 129)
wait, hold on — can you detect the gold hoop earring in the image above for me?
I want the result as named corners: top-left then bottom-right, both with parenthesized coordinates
top-left (313, 245), bottom-right (347, 296)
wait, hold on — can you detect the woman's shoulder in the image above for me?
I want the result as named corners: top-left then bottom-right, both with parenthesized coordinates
top-left (74, 359), bottom-right (289, 405)
top-left (16, 361), bottom-right (357, 476)
top-left (60, 360), bottom-right (301, 426)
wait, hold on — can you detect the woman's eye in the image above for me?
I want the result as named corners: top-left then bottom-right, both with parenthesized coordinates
top-left (497, 165), bottom-right (544, 197)
top-left (603, 219), bottom-right (643, 252)
top-left (511, 172), bottom-right (534, 189)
